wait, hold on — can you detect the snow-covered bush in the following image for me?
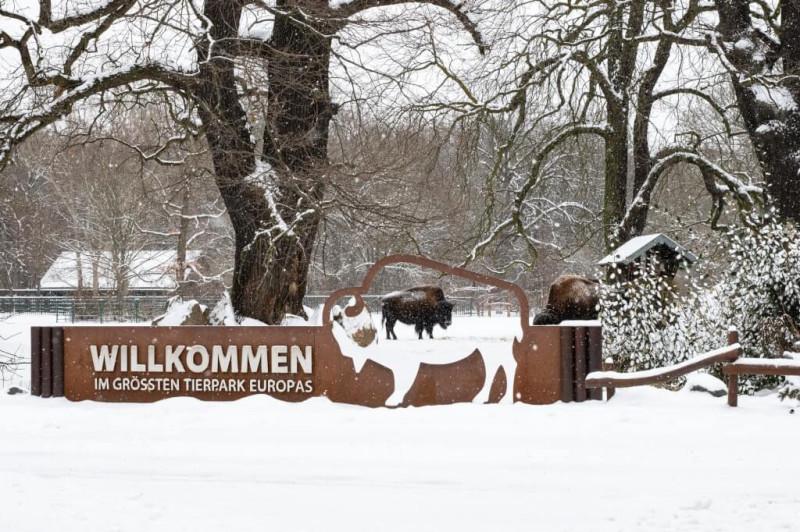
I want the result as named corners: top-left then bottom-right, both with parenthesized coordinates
top-left (601, 221), bottom-right (800, 395)
top-left (600, 261), bottom-right (724, 377)
top-left (723, 221), bottom-right (800, 395)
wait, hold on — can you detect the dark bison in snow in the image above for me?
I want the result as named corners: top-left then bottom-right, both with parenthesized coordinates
top-left (381, 286), bottom-right (454, 340)
top-left (533, 275), bottom-right (600, 325)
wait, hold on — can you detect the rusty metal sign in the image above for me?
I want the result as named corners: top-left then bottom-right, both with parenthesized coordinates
top-left (32, 255), bottom-right (602, 406)
top-left (62, 326), bottom-right (319, 402)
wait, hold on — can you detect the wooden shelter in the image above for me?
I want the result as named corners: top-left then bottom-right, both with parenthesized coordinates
top-left (598, 234), bottom-right (697, 281)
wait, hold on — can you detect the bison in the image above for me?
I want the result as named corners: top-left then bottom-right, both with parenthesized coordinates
top-left (381, 286), bottom-right (454, 340)
top-left (533, 275), bottom-right (600, 325)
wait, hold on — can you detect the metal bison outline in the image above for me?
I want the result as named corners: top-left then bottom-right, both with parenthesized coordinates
top-left (320, 255), bottom-right (563, 406)
top-left (51, 255), bottom-right (569, 407)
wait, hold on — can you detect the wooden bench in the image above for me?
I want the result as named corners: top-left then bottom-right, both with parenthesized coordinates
top-left (723, 358), bottom-right (800, 406)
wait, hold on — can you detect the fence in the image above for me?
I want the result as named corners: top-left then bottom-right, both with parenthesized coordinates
top-left (2, 293), bottom-right (524, 323)
top-left (0, 296), bottom-right (213, 323)
top-left (304, 295), bottom-right (497, 317)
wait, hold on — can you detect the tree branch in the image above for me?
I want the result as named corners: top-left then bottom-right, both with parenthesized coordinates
top-left (0, 64), bottom-right (190, 169)
top-left (39, 0), bottom-right (137, 33)
top-left (619, 149), bottom-right (764, 237)
top-left (332, 0), bottom-right (487, 54)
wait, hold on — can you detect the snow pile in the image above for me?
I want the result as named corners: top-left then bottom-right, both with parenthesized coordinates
top-left (682, 372), bottom-right (727, 397)
top-left (280, 305), bottom-right (327, 326)
top-left (338, 297), bottom-right (377, 347)
top-left (151, 296), bottom-right (209, 326)
top-left (280, 312), bottom-right (312, 326)
top-left (208, 293), bottom-right (238, 326)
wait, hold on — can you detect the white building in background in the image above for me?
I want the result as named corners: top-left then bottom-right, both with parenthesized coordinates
top-left (39, 250), bottom-right (207, 296)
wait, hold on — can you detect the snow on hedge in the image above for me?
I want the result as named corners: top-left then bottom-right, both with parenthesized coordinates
top-left (601, 221), bottom-right (800, 396)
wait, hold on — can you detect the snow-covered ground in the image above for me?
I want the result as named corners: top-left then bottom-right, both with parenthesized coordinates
top-left (1, 313), bottom-right (799, 531)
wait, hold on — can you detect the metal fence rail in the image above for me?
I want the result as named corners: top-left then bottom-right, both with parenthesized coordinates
top-left (303, 295), bottom-right (489, 317)
top-left (0, 296), bottom-right (214, 323)
top-left (1, 294), bottom-right (522, 323)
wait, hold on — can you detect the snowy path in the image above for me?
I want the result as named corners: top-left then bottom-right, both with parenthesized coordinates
top-left (2, 313), bottom-right (800, 531)
top-left (1, 389), bottom-right (799, 531)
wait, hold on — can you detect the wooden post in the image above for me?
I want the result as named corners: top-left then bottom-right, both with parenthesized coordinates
top-left (40, 327), bottom-right (52, 398)
top-left (560, 327), bottom-right (574, 402)
top-left (727, 329), bottom-right (740, 407)
top-left (31, 327), bottom-right (41, 396)
top-left (52, 327), bottom-right (65, 397)
top-left (727, 374), bottom-right (738, 407)
top-left (727, 328), bottom-right (740, 349)
top-left (587, 327), bottom-right (603, 401)
top-left (603, 358), bottom-right (615, 401)
top-left (506, 296), bottom-right (511, 317)
top-left (574, 327), bottom-right (587, 402)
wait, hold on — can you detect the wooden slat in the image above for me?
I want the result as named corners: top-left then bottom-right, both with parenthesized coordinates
top-left (574, 327), bottom-right (587, 402)
top-left (587, 327), bottom-right (603, 401)
top-left (726, 329), bottom-right (740, 407)
top-left (41, 327), bottom-right (52, 398)
top-left (52, 327), bottom-right (65, 397)
top-left (30, 327), bottom-right (41, 397)
top-left (560, 327), bottom-right (574, 402)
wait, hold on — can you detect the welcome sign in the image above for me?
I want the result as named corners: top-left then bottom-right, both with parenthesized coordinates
top-left (30, 254), bottom-right (605, 407)
top-left (62, 327), bottom-right (319, 402)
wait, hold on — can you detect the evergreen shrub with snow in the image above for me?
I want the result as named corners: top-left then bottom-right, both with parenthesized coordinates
top-left (601, 221), bottom-right (800, 395)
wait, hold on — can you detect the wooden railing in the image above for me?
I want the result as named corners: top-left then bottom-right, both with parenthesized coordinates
top-left (585, 330), bottom-right (742, 403)
top-left (723, 359), bottom-right (800, 406)
top-left (587, 329), bottom-right (800, 406)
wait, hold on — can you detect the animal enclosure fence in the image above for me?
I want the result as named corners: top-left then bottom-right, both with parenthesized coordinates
top-left (1, 294), bottom-right (501, 323)
top-left (0, 296), bottom-right (216, 323)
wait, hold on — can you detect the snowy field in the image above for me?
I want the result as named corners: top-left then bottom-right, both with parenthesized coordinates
top-left (2, 314), bottom-right (800, 531)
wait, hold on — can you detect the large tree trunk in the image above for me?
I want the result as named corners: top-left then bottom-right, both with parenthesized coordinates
top-left (603, 104), bottom-right (629, 249)
top-left (602, 0), bottom-right (646, 250)
top-left (628, 39), bottom-right (674, 238)
top-left (253, 4), bottom-right (332, 323)
top-left (194, 0), bottom-right (331, 324)
top-left (716, 0), bottom-right (800, 222)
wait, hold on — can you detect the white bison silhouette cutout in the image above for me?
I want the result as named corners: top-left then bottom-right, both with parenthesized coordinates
top-left (331, 307), bottom-right (520, 407)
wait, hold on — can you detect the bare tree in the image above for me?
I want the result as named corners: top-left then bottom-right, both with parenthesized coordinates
top-left (0, 0), bottom-right (486, 323)
top-left (0, 141), bottom-right (65, 289)
top-left (417, 0), bottom-right (768, 273)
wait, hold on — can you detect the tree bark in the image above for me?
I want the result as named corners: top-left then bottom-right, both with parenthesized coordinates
top-left (602, 0), bottom-right (645, 249)
top-left (175, 186), bottom-right (190, 296)
top-left (628, 38), bottom-right (674, 238)
top-left (193, 0), bottom-right (331, 323)
top-left (716, 0), bottom-right (800, 222)
top-left (253, 4), bottom-right (333, 323)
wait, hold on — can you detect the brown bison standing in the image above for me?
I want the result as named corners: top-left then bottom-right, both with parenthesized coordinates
top-left (381, 286), bottom-right (454, 340)
top-left (533, 275), bottom-right (600, 325)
